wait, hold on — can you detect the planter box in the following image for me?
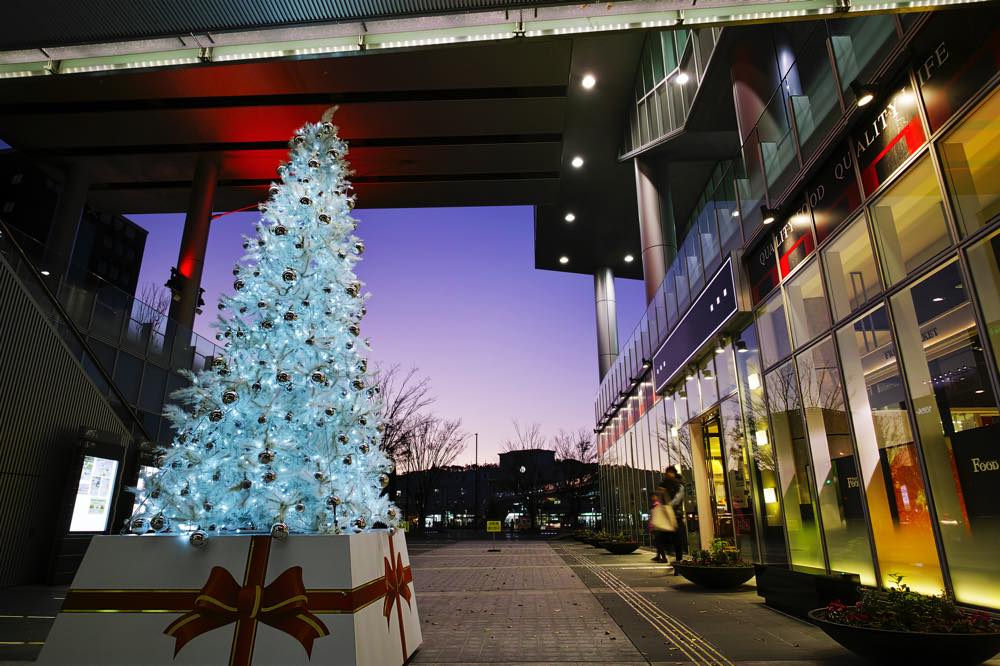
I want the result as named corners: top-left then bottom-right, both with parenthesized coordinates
top-left (38, 530), bottom-right (421, 665)
top-left (809, 610), bottom-right (1000, 665)
top-left (754, 564), bottom-right (859, 619)
top-left (674, 563), bottom-right (755, 589)
top-left (603, 542), bottom-right (640, 555)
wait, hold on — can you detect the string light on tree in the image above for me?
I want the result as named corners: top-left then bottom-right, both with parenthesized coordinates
top-left (130, 113), bottom-right (398, 543)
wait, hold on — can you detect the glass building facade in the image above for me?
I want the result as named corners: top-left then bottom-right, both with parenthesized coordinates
top-left (597, 8), bottom-right (1000, 609)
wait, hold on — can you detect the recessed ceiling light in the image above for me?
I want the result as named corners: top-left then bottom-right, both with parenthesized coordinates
top-left (975, 389), bottom-right (986, 394)
top-left (581, 73), bottom-right (596, 89)
top-left (624, 254), bottom-right (634, 263)
top-left (564, 212), bottom-right (576, 223)
top-left (731, 210), bottom-right (740, 217)
top-left (40, 270), bottom-right (50, 276)
top-left (761, 205), bottom-right (777, 225)
top-left (559, 255), bottom-right (570, 265)
top-left (674, 71), bottom-right (689, 85)
top-left (571, 156), bottom-right (584, 168)
top-left (932, 297), bottom-right (944, 302)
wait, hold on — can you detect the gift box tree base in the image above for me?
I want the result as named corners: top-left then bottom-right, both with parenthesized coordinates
top-left (39, 529), bottom-right (420, 665)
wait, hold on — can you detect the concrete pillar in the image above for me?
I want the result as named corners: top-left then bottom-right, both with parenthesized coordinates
top-left (169, 157), bottom-right (217, 331)
top-left (634, 158), bottom-right (677, 304)
top-left (594, 267), bottom-right (619, 380)
top-left (46, 164), bottom-right (90, 276)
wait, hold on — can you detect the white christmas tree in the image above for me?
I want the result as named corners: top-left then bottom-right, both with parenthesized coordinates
top-left (130, 116), bottom-right (398, 541)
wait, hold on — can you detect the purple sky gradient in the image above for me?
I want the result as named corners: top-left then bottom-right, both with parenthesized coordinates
top-left (133, 206), bottom-right (645, 465)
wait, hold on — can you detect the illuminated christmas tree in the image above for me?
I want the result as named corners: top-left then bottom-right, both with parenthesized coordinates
top-left (130, 117), bottom-right (398, 542)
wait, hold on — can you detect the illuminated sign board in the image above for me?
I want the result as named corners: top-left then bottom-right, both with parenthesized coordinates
top-left (653, 258), bottom-right (740, 394)
top-left (69, 455), bottom-right (119, 533)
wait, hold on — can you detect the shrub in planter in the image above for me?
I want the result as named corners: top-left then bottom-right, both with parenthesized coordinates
top-left (603, 534), bottom-right (639, 555)
top-left (810, 575), bottom-right (1000, 665)
top-left (573, 529), bottom-right (593, 542)
top-left (590, 530), bottom-right (609, 547)
top-left (673, 538), bottom-right (755, 589)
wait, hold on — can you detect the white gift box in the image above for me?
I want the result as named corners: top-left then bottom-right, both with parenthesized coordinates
top-left (38, 530), bottom-right (421, 666)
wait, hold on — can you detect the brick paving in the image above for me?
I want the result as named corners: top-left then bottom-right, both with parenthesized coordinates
top-left (409, 541), bottom-right (644, 664)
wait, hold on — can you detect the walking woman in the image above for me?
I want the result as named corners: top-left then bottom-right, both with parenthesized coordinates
top-left (656, 467), bottom-right (686, 565)
top-left (649, 481), bottom-right (677, 563)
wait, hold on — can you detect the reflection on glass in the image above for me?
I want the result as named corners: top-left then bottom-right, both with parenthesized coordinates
top-left (968, 229), bottom-right (1000, 376)
top-left (938, 90), bottom-right (1000, 236)
top-left (890, 262), bottom-right (1000, 607)
top-left (737, 325), bottom-right (787, 564)
top-left (766, 360), bottom-right (825, 571)
top-left (721, 397), bottom-right (760, 561)
top-left (823, 216), bottom-right (882, 321)
top-left (870, 157), bottom-right (952, 285)
top-left (829, 16), bottom-right (898, 100)
top-left (699, 355), bottom-right (719, 409)
top-left (737, 129), bottom-right (767, 238)
top-left (836, 306), bottom-right (944, 594)
top-left (759, 87), bottom-right (800, 199)
top-left (787, 27), bottom-right (843, 163)
top-left (796, 338), bottom-right (875, 584)
top-left (716, 341), bottom-right (738, 398)
top-left (785, 259), bottom-right (831, 347)
top-left (757, 291), bottom-right (792, 367)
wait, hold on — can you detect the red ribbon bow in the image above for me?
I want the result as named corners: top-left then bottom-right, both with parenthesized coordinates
top-left (164, 565), bottom-right (329, 659)
top-left (382, 536), bottom-right (414, 656)
top-left (382, 552), bottom-right (412, 622)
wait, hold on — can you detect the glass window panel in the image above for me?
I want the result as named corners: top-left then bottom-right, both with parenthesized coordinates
top-left (714, 170), bottom-right (742, 257)
top-left (686, 372), bottom-right (703, 418)
top-left (759, 87), bottom-right (800, 199)
top-left (675, 259), bottom-right (691, 313)
top-left (679, 46), bottom-right (696, 119)
top-left (700, 356), bottom-right (719, 409)
top-left (870, 157), bottom-right (952, 286)
top-left (796, 338), bottom-right (876, 584)
top-left (736, 325), bottom-right (788, 564)
top-left (757, 291), bottom-right (792, 367)
top-left (785, 259), bottom-right (831, 347)
top-left (968, 228), bottom-right (1000, 375)
top-left (138, 364), bottom-right (166, 413)
top-left (664, 269), bottom-right (679, 329)
top-left (698, 202), bottom-right (722, 277)
top-left (737, 130), bottom-right (767, 239)
top-left (938, 90), bottom-right (1000, 236)
top-left (890, 261), bottom-right (1000, 607)
top-left (835, 306), bottom-right (944, 594)
top-left (649, 33), bottom-right (666, 83)
top-left (823, 215), bottom-right (882, 321)
top-left (721, 396), bottom-right (760, 561)
top-left (787, 27), bottom-right (843, 163)
top-left (113, 352), bottom-right (142, 403)
top-left (661, 32), bottom-right (677, 72)
top-left (765, 360), bottom-right (825, 570)
top-left (683, 233), bottom-right (704, 297)
top-left (716, 341), bottom-right (738, 398)
top-left (829, 16), bottom-right (898, 100)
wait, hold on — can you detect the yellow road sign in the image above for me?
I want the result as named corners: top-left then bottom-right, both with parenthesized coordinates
top-left (486, 520), bottom-right (501, 533)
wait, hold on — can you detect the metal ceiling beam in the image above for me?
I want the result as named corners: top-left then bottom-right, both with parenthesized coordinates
top-left (1, 0), bottom-right (988, 77)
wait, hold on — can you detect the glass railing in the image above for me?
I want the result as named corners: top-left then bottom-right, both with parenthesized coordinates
top-left (0, 218), bottom-right (152, 443)
top-left (599, 15), bottom-right (908, 423)
top-left (0, 222), bottom-right (223, 444)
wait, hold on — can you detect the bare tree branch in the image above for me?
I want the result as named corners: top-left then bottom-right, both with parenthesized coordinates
top-left (135, 282), bottom-right (171, 328)
top-left (553, 427), bottom-right (596, 463)
top-left (371, 363), bottom-right (435, 464)
top-left (398, 417), bottom-right (468, 473)
top-left (500, 420), bottom-right (548, 452)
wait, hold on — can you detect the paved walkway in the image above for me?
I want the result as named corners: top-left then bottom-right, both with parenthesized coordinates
top-left (409, 539), bottom-right (868, 665)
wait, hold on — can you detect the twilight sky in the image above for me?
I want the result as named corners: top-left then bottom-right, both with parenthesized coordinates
top-left (132, 206), bottom-right (645, 465)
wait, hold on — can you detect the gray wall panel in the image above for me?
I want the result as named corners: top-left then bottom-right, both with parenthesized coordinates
top-left (0, 259), bottom-right (130, 586)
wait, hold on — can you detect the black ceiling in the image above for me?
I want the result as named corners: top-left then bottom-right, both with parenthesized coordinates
top-left (0, 32), bottom-right (645, 278)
